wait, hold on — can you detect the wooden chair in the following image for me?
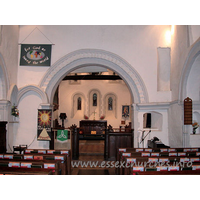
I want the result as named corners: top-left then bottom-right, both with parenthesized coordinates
top-left (13, 145), bottom-right (27, 154)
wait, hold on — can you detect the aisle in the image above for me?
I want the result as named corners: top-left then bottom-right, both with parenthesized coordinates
top-left (71, 140), bottom-right (115, 175)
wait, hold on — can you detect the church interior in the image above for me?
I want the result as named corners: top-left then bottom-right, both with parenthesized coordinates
top-left (0, 24), bottom-right (200, 180)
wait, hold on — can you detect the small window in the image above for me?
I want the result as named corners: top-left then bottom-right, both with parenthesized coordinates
top-left (143, 113), bottom-right (151, 128)
top-left (93, 93), bottom-right (97, 106)
top-left (108, 97), bottom-right (113, 110)
top-left (77, 97), bottom-right (82, 110)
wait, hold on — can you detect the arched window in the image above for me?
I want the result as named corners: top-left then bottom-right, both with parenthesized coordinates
top-left (77, 97), bottom-right (82, 110)
top-left (93, 93), bottom-right (97, 106)
top-left (108, 97), bottom-right (113, 110)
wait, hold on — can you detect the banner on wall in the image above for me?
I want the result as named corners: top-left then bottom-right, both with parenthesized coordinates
top-left (57, 130), bottom-right (68, 142)
top-left (20, 44), bottom-right (52, 66)
top-left (37, 109), bottom-right (52, 141)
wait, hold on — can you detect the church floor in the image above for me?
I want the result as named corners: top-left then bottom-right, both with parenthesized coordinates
top-left (71, 140), bottom-right (116, 175)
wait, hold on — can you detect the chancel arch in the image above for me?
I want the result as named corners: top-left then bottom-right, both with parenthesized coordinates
top-left (39, 49), bottom-right (149, 106)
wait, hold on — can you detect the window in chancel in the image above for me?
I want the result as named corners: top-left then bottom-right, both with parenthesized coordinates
top-left (77, 97), bottom-right (82, 110)
top-left (93, 93), bottom-right (97, 106)
top-left (108, 97), bottom-right (113, 110)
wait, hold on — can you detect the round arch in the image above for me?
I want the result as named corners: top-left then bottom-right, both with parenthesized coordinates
top-left (179, 38), bottom-right (200, 101)
top-left (18, 85), bottom-right (48, 105)
top-left (39, 49), bottom-right (149, 105)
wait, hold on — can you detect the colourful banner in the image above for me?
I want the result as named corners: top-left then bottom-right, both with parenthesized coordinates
top-left (57, 130), bottom-right (68, 142)
top-left (37, 109), bottom-right (52, 141)
top-left (20, 44), bottom-right (52, 66)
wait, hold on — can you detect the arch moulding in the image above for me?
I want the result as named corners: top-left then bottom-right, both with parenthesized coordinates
top-left (179, 37), bottom-right (200, 102)
top-left (18, 85), bottom-right (48, 105)
top-left (39, 49), bottom-right (149, 104)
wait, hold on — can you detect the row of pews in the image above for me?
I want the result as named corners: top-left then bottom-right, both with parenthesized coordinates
top-left (0, 149), bottom-right (71, 175)
top-left (116, 147), bottom-right (200, 175)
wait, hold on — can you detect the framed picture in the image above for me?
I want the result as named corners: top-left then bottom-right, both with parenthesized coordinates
top-left (122, 105), bottom-right (129, 118)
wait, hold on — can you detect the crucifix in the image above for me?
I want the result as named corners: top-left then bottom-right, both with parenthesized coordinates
top-left (92, 110), bottom-right (97, 120)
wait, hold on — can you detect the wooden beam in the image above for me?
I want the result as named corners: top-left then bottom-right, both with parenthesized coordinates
top-left (62, 75), bottom-right (122, 80)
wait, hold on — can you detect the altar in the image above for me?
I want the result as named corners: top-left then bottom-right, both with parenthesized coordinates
top-left (79, 120), bottom-right (107, 140)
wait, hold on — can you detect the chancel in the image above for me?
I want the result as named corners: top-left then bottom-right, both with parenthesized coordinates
top-left (1, 25), bottom-right (200, 176)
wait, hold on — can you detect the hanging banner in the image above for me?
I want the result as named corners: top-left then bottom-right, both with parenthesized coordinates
top-left (57, 130), bottom-right (68, 142)
top-left (37, 109), bottom-right (52, 141)
top-left (20, 44), bottom-right (52, 66)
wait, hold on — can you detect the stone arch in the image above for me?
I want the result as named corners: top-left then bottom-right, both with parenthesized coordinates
top-left (0, 53), bottom-right (9, 100)
top-left (18, 85), bottom-right (48, 105)
top-left (39, 49), bottom-right (149, 105)
top-left (179, 37), bottom-right (200, 101)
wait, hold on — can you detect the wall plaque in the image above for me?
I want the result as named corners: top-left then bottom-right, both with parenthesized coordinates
top-left (184, 97), bottom-right (192, 125)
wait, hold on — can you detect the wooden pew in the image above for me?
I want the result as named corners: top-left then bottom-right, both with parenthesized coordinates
top-left (0, 167), bottom-right (54, 175)
top-left (118, 147), bottom-right (199, 154)
top-left (118, 152), bottom-right (200, 175)
top-left (122, 156), bottom-right (200, 175)
top-left (0, 160), bottom-right (59, 175)
top-left (116, 147), bottom-right (200, 175)
top-left (134, 170), bottom-right (200, 175)
top-left (130, 163), bottom-right (200, 175)
top-left (24, 149), bottom-right (71, 175)
top-left (0, 153), bottom-right (67, 175)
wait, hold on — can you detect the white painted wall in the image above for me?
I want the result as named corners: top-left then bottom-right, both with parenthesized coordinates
top-left (171, 25), bottom-right (189, 101)
top-left (58, 79), bottom-right (131, 128)
top-left (0, 25), bottom-right (19, 87)
top-left (190, 25), bottom-right (200, 45)
top-left (186, 55), bottom-right (200, 101)
top-left (18, 25), bottom-right (172, 102)
top-left (137, 109), bottom-right (169, 148)
top-left (168, 102), bottom-right (183, 147)
top-left (0, 26), bottom-right (19, 122)
top-left (1, 25), bottom-right (198, 149)
top-left (14, 91), bottom-right (49, 149)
